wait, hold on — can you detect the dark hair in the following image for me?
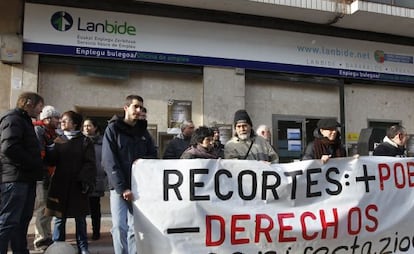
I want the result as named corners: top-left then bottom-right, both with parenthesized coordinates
top-left (211, 127), bottom-right (219, 132)
top-left (125, 95), bottom-right (143, 106)
top-left (16, 92), bottom-right (44, 110)
top-left (62, 111), bottom-right (83, 131)
top-left (141, 107), bottom-right (147, 113)
top-left (83, 118), bottom-right (102, 134)
top-left (190, 126), bottom-right (214, 146)
top-left (387, 125), bottom-right (406, 139)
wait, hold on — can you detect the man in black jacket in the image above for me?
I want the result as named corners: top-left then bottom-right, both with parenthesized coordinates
top-left (0, 92), bottom-right (44, 254)
top-left (102, 95), bottom-right (157, 254)
top-left (162, 120), bottom-right (195, 159)
top-left (373, 125), bottom-right (407, 157)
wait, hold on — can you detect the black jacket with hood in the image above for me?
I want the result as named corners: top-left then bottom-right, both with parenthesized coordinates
top-left (102, 115), bottom-right (157, 195)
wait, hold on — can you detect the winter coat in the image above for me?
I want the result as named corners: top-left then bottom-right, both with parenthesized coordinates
top-left (302, 129), bottom-right (346, 160)
top-left (34, 122), bottom-right (58, 186)
top-left (46, 132), bottom-right (97, 218)
top-left (163, 133), bottom-right (192, 159)
top-left (0, 108), bottom-right (43, 183)
top-left (224, 134), bottom-right (279, 163)
top-left (373, 136), bottom-right (406, 157)
top-left (88, 134), bottom-right (108, 197)
top-left (180, 144), bottom-right (218, 159)
top-left (33, 121), bottom-right (58, 151)
top-left (102, 115), bottom-right (157, 195)
top-left (212, 140), bottom-right (225, 158)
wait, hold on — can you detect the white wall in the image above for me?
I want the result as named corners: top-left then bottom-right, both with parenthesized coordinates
top-left (345, 83), bottom-right (414, 135)
top-left (203, 67), bottom-right (246, 126)
top-left (38, 63), bottom-right (203, 132)
top-left (246, 78), bottom-right (341, 129)
top-left (39, 62), bottom-right (414, 143)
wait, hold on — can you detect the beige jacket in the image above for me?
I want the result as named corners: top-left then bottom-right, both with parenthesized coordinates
top-left (224, 135), bottom-right (279, 163)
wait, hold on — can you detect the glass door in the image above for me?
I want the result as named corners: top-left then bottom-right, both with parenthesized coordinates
top-left (272, 115), bottom-right (322, 163)
top-left (273, 116), bottom-right (304, 163)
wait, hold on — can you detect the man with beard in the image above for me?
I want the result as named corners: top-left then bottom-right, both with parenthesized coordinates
top-left (224, 109), bottom-right (278, 163)
top-left (102, 95), bottom-right (157, 254)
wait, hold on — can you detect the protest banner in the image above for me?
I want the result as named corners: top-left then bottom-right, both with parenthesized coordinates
top-left (131, 157), bottom-right (414, 254)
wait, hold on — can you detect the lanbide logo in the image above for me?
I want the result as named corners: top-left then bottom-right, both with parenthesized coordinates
top-left (374, 50), bottom-right (385, 64)
top-left (51, 11), bottom-right (73, 31)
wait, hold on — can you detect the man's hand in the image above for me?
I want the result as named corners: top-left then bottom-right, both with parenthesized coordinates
top-left (122, 189), bottom-right (133, 201)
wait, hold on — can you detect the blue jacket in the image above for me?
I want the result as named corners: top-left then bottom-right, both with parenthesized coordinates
top-left (102, 115), bottom-right (157, 195)
top-left (0, 108), bottom-right (43, 183)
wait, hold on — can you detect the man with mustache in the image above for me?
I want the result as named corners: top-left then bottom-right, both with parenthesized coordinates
top-left (224, 109), bottom-right (279, 163)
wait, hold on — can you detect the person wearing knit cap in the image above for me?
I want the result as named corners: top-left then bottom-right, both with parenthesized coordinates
top-left (302, 118), bottom-right (346, 163)
top-left (32, 105), bottom-right (61, 250)
top-left (224, 109), bottom-right (279, 163)
top-left (39, 105), bottom-right (61, 121)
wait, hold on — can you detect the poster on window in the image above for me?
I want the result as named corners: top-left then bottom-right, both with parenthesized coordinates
top-left (167, 99), bottom-right (192, 133)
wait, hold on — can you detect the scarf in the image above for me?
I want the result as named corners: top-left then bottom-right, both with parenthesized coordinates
top-left (313, 137), bottom-right (344, 159)
top-left (63, 130), bottom-right (81, 140)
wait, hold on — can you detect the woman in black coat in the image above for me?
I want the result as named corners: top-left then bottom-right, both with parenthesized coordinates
top-left (46, 111), bottom-right (96, 254)
top-left (83, 118), bottom-right (107, 240)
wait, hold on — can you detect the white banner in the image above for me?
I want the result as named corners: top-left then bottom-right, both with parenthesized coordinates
top-left (132, 157), bottom-right (414, 254)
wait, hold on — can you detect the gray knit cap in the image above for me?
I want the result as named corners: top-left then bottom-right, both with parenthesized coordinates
top-left (39, 105), bottom-right (60, 120)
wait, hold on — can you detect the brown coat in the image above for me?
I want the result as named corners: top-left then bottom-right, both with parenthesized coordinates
top-left (46, 133), bottom-right (96, 218)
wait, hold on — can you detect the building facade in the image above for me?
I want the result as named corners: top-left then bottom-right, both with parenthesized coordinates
top-left (1, 0), bottom-right (413, 161)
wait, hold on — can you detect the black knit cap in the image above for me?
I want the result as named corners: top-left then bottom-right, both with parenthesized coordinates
top-left (234, 109), bottom-right (253, 127)
top-left (317, 118), bottom-right (341, 129)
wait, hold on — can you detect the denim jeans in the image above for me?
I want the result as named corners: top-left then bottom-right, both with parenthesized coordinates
top-left (110, 190), bottom-right (136, 254)
top-left (0, 182), bottom-right (36, 254)
top-left (52, 216), bottom-right (88, 252)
